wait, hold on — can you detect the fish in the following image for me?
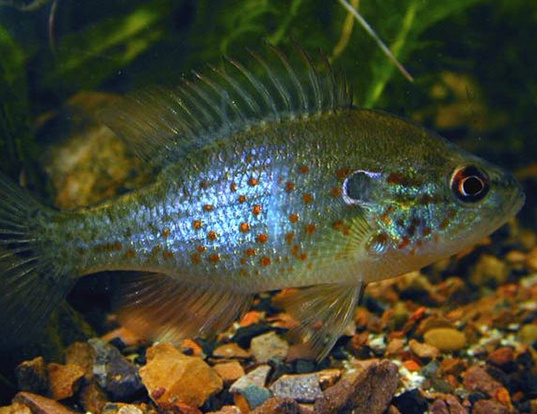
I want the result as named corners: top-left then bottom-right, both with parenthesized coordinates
top-left (0, 47), bottom-right (525, 360)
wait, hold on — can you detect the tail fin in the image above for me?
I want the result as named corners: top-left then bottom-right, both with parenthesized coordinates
top-left (0, 173), bottom-right (72, 348)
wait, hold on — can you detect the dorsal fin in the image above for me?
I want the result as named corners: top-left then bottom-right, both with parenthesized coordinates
top-left (100, 45), bottom-right (353, 165)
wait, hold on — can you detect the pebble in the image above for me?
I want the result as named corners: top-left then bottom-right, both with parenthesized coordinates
top-left (213, 361), bottom-right (245, 384)
top-left (269, 373), bottom-right (323, 403)
top-left (207, 406), bottom-right (242, 414)
top-left (233, 385), bottom-right (271, 411)
top-left (472, 399), bottom-right (510, 414)
top-left (13, 392), bottom-right (75, 414)
top-left (429, 395), bottom-right (468, 414)
top-left (213, 343), bottom-right (251, 359)
top-left (78, 380), bottom-right (109, 414)
top-left (15, 357), bottom-right (49, 395)
top-left (250, 331), bottom-right (289, 363)
top-left (139, 343), bottom-right (223, 408)
top-left (230, 365), bottom-right (271, 394)
top-left (65, 341), bottom-right (94, 379)
top-left (470, 254), bottom-right (509, 286)
top-left (424, 328), bottom-right (466, 352)
top-left (101, 402), bottom-right (157, 414)
top-left (385, 337), bottom-right (406, 357)
top-left (251, 397), bottom-right (300, 414)
top-left (316, 369), bottom-right (342, 390)
top-left (527, 247), bottom-right (537, 272)
top-left (409, 339), bottom-right (441, 359)
top-left (89, 338), bottom-right (144, 400)
top-left (315, 360), bottom-right (399, 413)
top-left (463, 366), bottom-right (504, 397)
top-left (486, 347), bottom-right (515, 371)
top-left (393, 389), bottom-right (429, 414)
top-left (47, 363), bottom-right (85, 400)
top-left (518, 324), bottom-right (537, 344)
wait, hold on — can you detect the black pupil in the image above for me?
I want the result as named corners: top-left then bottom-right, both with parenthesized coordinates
top-left (462, 176), bottom-right (484, 196)
top-left (451, 166), bottom-right (490, 202)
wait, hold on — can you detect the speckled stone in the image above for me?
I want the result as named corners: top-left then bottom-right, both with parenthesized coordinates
top-left (424, 328), bottom-right (466, 352)
top-left (89, 339), bottom-right (144, 400)
top-left (315, 360), bottom-right (399, 414)
top-left (233, 385), bottom-right (271, 411)
top-left (230, 365), bottom-right (271, 394)
top-left (251, 397), bottom-right (300, 414)
top-left (269, 373), bottom-right (323, 403)
top-left (250, 331), bottom-right (289, 363)
top-left (463, 366), bottom-right (504, 397)
top-left (472, 399), bottom-right (509, 414)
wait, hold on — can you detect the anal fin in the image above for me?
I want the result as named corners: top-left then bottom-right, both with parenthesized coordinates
top-left (116, 273), bottom-right (253, 345)
top-left (279, 283), bottom-right (364, 361)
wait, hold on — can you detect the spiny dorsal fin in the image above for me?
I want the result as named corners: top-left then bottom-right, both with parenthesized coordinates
top-left (100, 45), bottom-right (352, 165)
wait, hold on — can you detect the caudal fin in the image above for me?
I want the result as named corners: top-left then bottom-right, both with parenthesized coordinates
top-left (0, 173), bottom-right (72, 348)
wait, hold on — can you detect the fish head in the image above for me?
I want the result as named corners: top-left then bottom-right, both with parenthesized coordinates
top-left (335, 113), bottom-right (525, 279)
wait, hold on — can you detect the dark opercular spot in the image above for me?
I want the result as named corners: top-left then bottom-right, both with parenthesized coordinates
top-left (451, 165), bottom-right (490, 202)
top-left (343, 170), bottom-right (382, 205)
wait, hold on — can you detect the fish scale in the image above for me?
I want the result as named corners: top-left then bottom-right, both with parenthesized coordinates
top-left (0, 48), bottom-right (525, 359)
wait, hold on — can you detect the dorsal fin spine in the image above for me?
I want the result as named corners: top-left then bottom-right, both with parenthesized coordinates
top-left (226, 57), bottom-right (280, 120)
top-left (101, 45), bottom-right (353, 165)
top-left (249, 50), bottom-right (293, 117)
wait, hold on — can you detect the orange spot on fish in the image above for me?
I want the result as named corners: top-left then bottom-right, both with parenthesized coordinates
top-left (239, 222), bottom-right (251, 232)
top-left (113, 241), bottom-right (122, 251)
top-left (257, 233), bottom-right (269, 243)
top-left (285, 182), bottom-right (295, 192)
top-left (209, 253), bottom-right (221, 263)
top-left (303, 193), bottom-right (314, 204)
top-left (260, 256), bottom-right (271, 266)
top-left (299, 252), bottom-right (308, 260)
top-left (161, 228), bottom-right (171, 238)
top-left (333, 220), bottom-right (350, 236)
top-left (331, 187), bottom-right (342, 197)
top-left (423, 227), bottom-right (432, 236)
top-left (163, 250), bottom-right (174, 260)
top-left (397, 237), bottom-right (411, 250)
top-left (245, 248), bottom-right (256, 257)
top-left (208, 231), bottom-right (218, 240)
top-left (335, 167), bottom-right (351, 180)
top-left (291, 244), bottom-right (300, 256)
top-left (193, 220), bottom-right (203, 230)
top-left (125, 248), bottom-right (136, 258)
top-left (230, 182), bottom-right (238, 192)
top-left (289, 213), bottom-right (299, 223)
top-left (248, 177), bottom-right (259, 186)
top-left (305, 223), bottom-right (316, 235)
top-left (252, 204), bottom-right (262, 216)
top-left (197, 245), bottom-right (207, 253)
top-left (298, 165), bottom-right (310, 174)
top-left (203, 204), bottom-right (214, 212)
top-left (191, 253), bottom-right (201, 264)
top-left (238, 195), bottom-right (247, 203)
top-left (199, 180), bottom-right (210, 189)
top-left (285, 231), bottom-right (295, 245)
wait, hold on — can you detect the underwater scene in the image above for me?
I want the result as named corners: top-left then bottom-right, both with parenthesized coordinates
top-left (0, 0), bottom-right (536, 412)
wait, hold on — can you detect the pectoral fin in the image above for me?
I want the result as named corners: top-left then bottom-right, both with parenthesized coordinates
top-left (279, 283), bottom-right (364, 361)
top-left (116, 273), bottom-right (253, 344)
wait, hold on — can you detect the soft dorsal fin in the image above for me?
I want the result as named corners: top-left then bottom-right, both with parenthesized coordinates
top-left (100, 45), bottom-right (353, 165)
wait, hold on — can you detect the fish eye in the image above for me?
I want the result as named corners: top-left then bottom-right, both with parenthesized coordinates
top-left (450, 165), bottom-right (490, 202)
